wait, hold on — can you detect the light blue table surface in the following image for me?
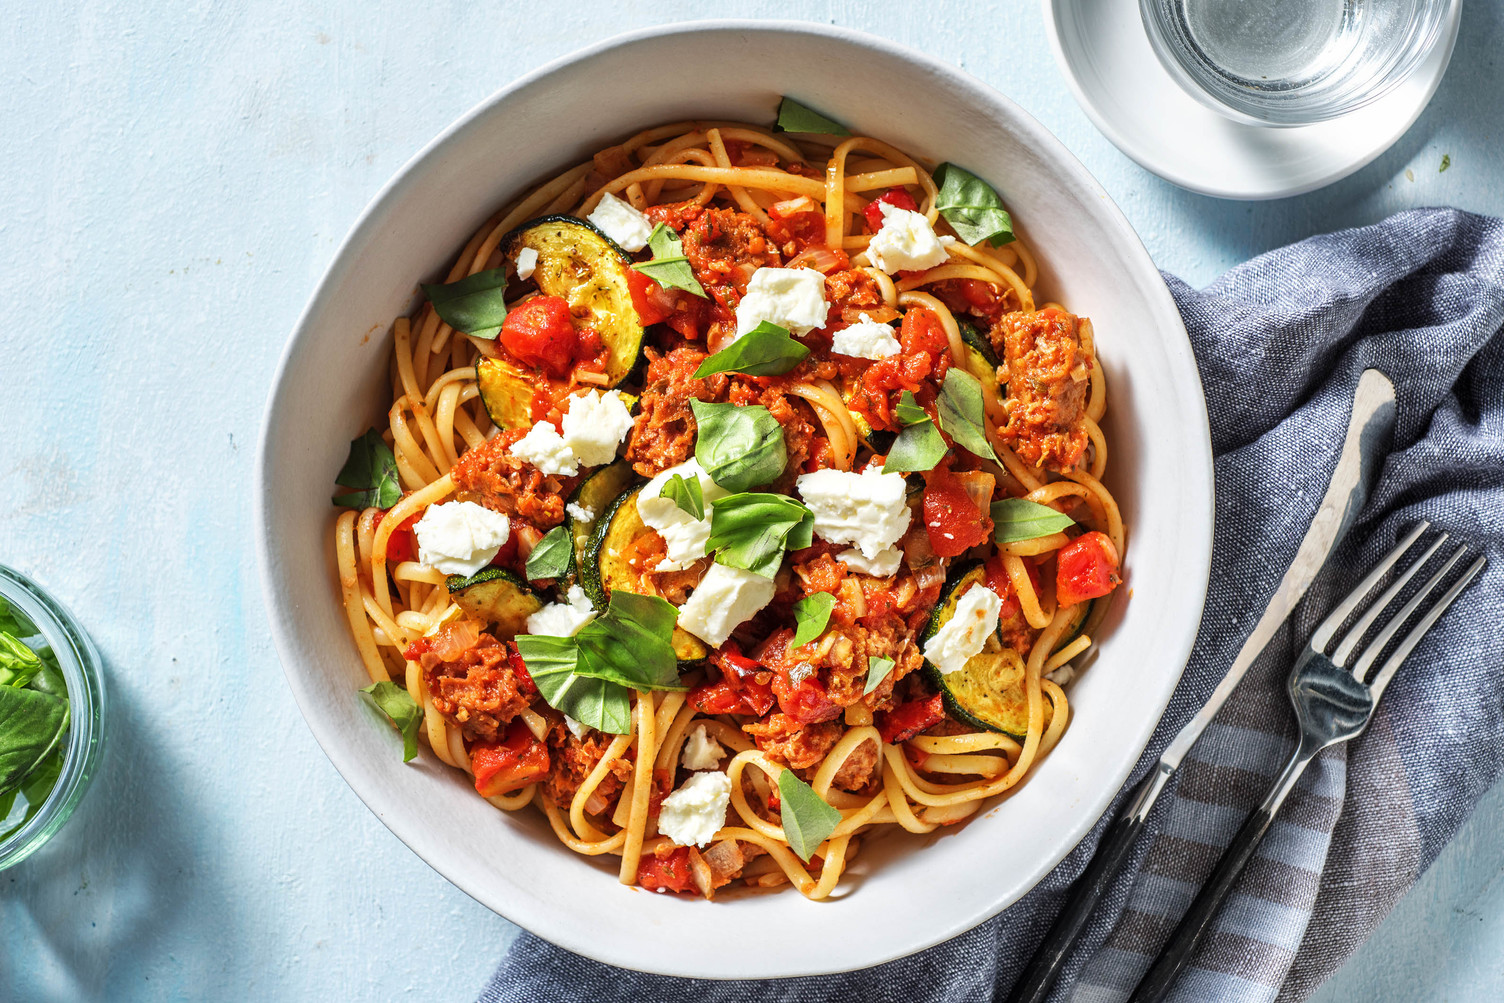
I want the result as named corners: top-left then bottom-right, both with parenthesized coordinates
top-left (3, 3), bottom-right (1501, 1000)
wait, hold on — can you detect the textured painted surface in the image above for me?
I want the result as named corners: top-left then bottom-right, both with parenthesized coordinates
top-left (0, 2), bottom-right (1499, 1000)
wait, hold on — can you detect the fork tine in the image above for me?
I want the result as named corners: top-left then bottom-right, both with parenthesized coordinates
top-left (1330, 532), bottom-right (1449, 667)
top-left (1352, 545), bottom-right (1476, 684)
top-left (1309, 522), bottom-right (1430, 652)
top-left (1366, 554), bottom-right (1488, 701)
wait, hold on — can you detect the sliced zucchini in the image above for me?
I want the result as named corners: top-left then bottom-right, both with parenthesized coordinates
top-left (501, 215), bottom-right (646, 388)
top-left (957, 319), bottom-right (1001, 371)
top-left (445, 568), bottom-right (546, 639)
top-left (584, 484), bottom-right (710, 664)
top-left (921, 560), bottom-right (1048, 738)
top-left (567, 460), bottom-right (642, 586)
top-left (834, 375), bottom-right (897, 453)
top-left (476, 356), bottom-right (536, 430)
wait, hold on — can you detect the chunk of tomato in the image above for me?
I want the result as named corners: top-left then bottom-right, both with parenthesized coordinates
top-left (1056, 531), bottom-right (1121, 607)
top-left (688, 678), bottom-right (774, 718)
top-left (625, 267), bottom-right (673, 326)
top-left (637, 846), bottom-right (697, 894)
top-left (922, 468), bottom-right (990, 558)
top-left (899, 304), bottom-right (949, 361)
top-left (772, 669), bottom-right (842, 725)
top-left (877, 693), bottom-right (945, 745)
top-left (499, 295), bottom-right (578, 377)
top-left (377, 509), bottom-right (420, 564)
top-left (470, 720), bottom-right (550, 798)
top-left (863, 187), bottom-right (920, 232)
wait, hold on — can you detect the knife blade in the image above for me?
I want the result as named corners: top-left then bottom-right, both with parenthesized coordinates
top-left (1005, 368), bottom-right (1397, 1003)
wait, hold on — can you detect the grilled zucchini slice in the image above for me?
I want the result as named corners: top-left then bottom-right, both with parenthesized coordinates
top-left (566, 460), bottom-right (642, 587)
top-left (475, 357), bottom-right (536, 431)
top-left (584, 484), bottom-right (709, 665)
top-left (445, 568), bottom-right (546, 639)
top-left (921, 560), bottom-right (1047, 738)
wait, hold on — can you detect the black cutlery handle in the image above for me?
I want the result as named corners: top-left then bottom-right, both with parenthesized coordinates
top-left (1126, 804), bottom-right (1278, 1003)
top-left (1006, 764), bottom-right (1172, 1003)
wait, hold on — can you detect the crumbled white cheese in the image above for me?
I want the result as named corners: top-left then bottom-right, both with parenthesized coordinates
top-left (587, 192), bottom-right (654, 252)
top-left (525, 584), bottom-right (596, 637)
top-left (830, 313), bottom-right (901, 360)
top-left (565, 501), bottom-right (595, 523)
top-left (412, 501), bottom-right (512, 577)
top-left (734, 266), bottom-right (829, 338)
top-left (923, 583), bottom-right (1002, 675)
top-left (867, 202), bottom-right (951, 274)
top-left (1045, 663), bottom-right (1077, 687)
top-left (658, 770), bottom-right (732, 848)
top-left (838, 545), bottom-right (903, 578)
top-left (676, 563), bottom-right (777, 647)
top-left (515, 246), bottom-right (539, 281)
top-left (509, 421), bottom-right (579, 476)
top-left (636, 458), bottom-right (729, 571)
top-left (564, 715), bottom-right (590, 740)
top-left (795, 467), bottom-right (912, 560)
top-left (680, 723), bottom-right (726, 771)
top-left (560, 390), bottom-right (634, 468)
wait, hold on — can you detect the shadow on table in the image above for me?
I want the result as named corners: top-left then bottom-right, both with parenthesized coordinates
top-left (1151, 0), bottom-right (1504, 270)
top-left (0, 667), bottom-right (243, 1001)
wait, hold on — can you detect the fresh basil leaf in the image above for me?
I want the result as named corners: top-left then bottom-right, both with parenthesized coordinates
top-left (0, 746), bottom-right (66, 836)
top-left (936, 368), bottom-right (999, 464)
top-left (791, 593), bottom-right (836, 649)
top-left (863, 656), bottom-right (896, 696)
top-left (774, 96), bottom-right (852, 136)
top-left (516, 634), bottom-right (633, 735)
top-left (0, 633), bottom-right (43, 688)
top-left (0, 686), bottom-right (69, 797)
top-left (691, 400), bottom-right (787, 492)
top-left (28, 655), bottom-right (65, 698)
top-left (632, 223), bottom-right (707, 299)
top-left (360, 680), bottom-right (423, 763)
top-left (421, 267), bottom-right (509, 340)
top-left (883, 390), bottom-right (948, 474)
top-left (661, 473), bottom-right (704, 521)
top-left (575, 591), bottom-right (685, 692)
top-left (707, 493), bottom-right (815, 578)
top-left (0, 597), bottom-right (32, 638)
top-left (777, 769), bottom-right (842, 863)
top-left (693, 321), bottom-right (810, 379)
top-left (525, 525), bottom-right (573, 581)
top-left (991, 498), bottom-right (1075, 543)
top-left (933, 163), bottom-right (1016, 247)
top-left (333, 428), bottom-right (403, 509)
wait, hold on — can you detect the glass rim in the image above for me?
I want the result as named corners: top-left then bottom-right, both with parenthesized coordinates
top-left (0, 564), bottom-right (107, 869)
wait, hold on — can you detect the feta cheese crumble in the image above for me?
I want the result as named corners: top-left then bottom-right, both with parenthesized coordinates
top-left (658, 770), bottom-right (732, 848)
top-left (560, 390), bottom-right (634, 467)
top-left (564, 715), bottom-right (590, 740)
top-left (412, 501), bottom-right (512, 577)
top-left (515, 246), bottom-right (539, 281)
top-left (636, 458), bottom-right (728, 571)
top-left (676, 563), bottom-right (777, 647)
top-left (525, 584), bottom-right (597, 637)
top-left (680, 724), bottom-right (726, 771)
top-left (565, 501), bottom-right (595, 523)
top-left (509, 420), bottom-right (579, 476)
top-left (795, 467), bottom-right (912, 559)
top-left (867, 201), bottom-right (951, 274)
top-left (838, 545), bottom-right (903, 578)
top-left (922, 583), bottom-right (1002, 675)
top-left (587, 192), bottom-right (653, 252)
top-left (734, 266), bottom-right (829, 338)
top-left (830, 313), bottom-right (901, 360)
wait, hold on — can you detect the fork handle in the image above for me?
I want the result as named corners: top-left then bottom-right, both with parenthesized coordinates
top-left (1005, 762), bottom-right (1176, 1003)
top-left (1127, 750), bottom-right (1315, 1003)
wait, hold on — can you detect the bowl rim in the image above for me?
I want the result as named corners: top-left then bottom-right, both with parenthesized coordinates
top-left (255, 17), bottom-right (1214, 977)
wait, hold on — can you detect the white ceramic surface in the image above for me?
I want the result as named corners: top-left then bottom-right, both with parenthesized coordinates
top-left (1043, 0), bottom-right (1461, 200)
top-left (255, 20), bottom-right (1213, 979)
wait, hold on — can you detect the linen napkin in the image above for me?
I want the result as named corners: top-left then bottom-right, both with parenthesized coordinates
top-left (479, 207), bottom-right (1504, 1003)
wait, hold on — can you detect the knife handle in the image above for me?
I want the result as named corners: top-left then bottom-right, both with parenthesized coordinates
top-left (1003, 762), bottom-right (1174, 1003)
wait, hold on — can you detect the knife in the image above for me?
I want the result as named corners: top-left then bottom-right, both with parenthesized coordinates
top-left (1004, 368), bottom-right (1397, 1003)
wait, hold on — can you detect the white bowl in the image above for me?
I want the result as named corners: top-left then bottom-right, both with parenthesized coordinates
top-left (256, 20), bottom-right (1213, 979)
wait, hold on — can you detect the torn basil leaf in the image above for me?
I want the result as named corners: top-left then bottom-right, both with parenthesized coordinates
top-left (791, 592), bottom-right (837, 648)
top-left (662, 473), bottom-right (705, 521)
top-left (936, 369), bottom-right (1000, 464)
top-left (574, 590), bottom-right (684, 692)
top-left (933, 163), bottom-right (1016, 247)
top-left (777, 769), bottom-right (842, 863)
top-left (359, 680), bottom-right (423, 763)
top-left (691, 400), bottom-right (787, 492)
top-left (632, 223), bottom-right (707, 298)
top-left (708, 493), bottom-right (814, 579)
top-left (883, 390), bottom-right (949, 474)
top-left (991, 498), bottom-right (1075, 544)
top-left (692, 321), bottom-right (810, 379)
top-left (422, 267), bottom-right (509, 340)
top-left (525, 525), bottom-right (573, 581)
top-left (333, 428), bottom-right (403, 510)
top-left (517, 634), bottom-right (633, 736)
top-left (774, 96), bottom-right (851, 136)
top-left (863, 656), bottom-right (896, 696)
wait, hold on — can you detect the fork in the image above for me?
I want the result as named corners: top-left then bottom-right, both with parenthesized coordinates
top-left (1127, 522), bottom-right (1488, 1003)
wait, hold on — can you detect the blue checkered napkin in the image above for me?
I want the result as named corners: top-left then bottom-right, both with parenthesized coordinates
top-left (480, 208), bottom-right (1504, 1003)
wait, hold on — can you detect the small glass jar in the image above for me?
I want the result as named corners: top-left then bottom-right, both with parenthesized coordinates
top-left (0, 564), bottom-right (106, 870)
top-left (1140, 0), bottom-right (1460, 125)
